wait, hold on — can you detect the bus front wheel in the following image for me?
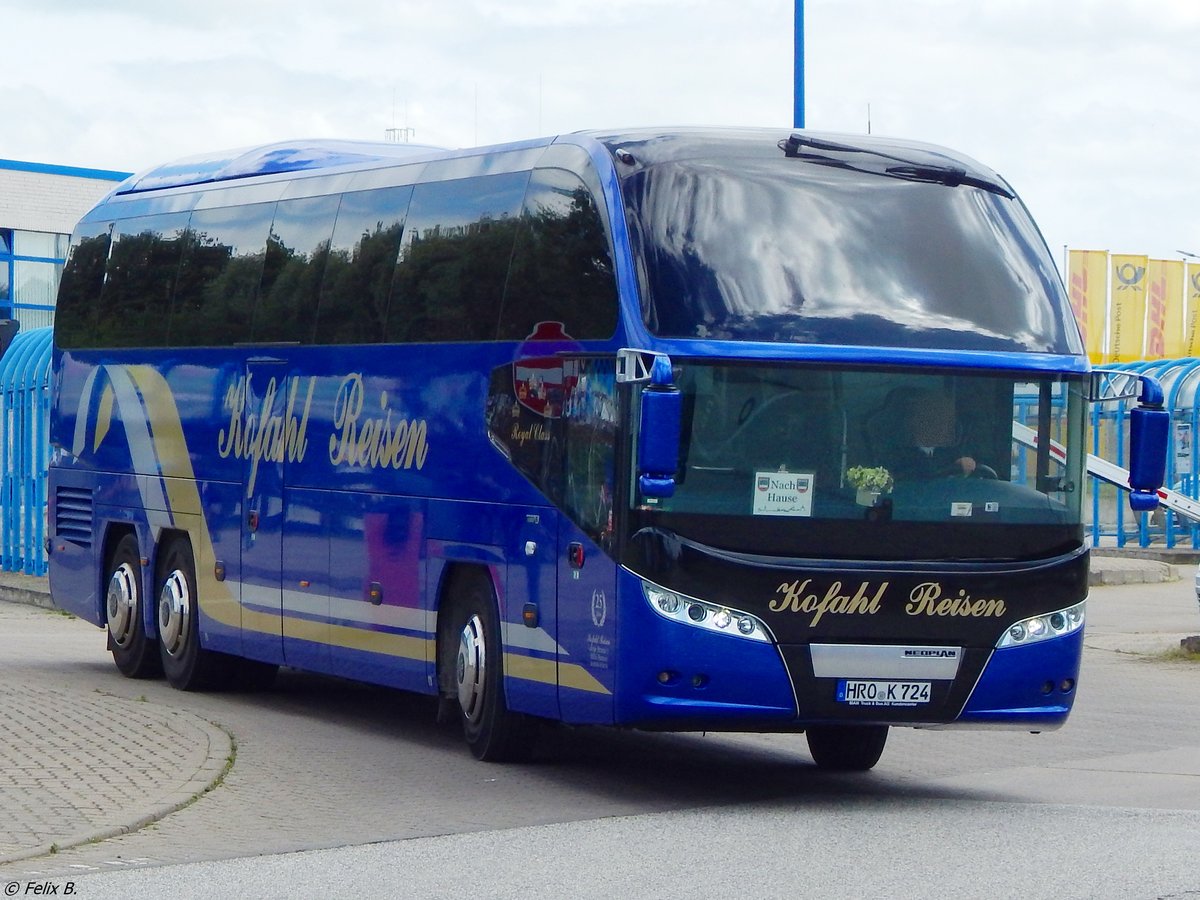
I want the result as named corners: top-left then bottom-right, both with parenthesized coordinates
top-left (105, 533), bottom-right (161, 679)
top-left (156, 538), bottom-right (225, 691)
top-left (448, 572), bottom-right (533, 762)
top-left (806, 724), bottom-right (889, 771)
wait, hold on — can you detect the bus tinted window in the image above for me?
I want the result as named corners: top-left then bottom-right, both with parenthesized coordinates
top-left (254, 195), bottom-right (340, 344)
top-left (169, 202), bottom-right (275, 346)
top-left (499, 168), bottom-right (617, 341)
top-left (54, 223), bottom-right (112, 349)
top-left (95, 213), bottom-right (190, 347)
top-left (387, 172), bottom-right (528, 343)
top-left (316, 185), bottom-right (412, 345)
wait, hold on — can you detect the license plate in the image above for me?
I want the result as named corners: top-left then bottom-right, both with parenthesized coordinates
top-left (837, 679), bottom-right (931, 706)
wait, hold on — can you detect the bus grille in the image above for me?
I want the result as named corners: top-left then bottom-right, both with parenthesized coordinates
top-left (54, 487), bottom-right (94, 548)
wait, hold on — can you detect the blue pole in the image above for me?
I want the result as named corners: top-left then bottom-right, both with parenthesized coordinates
top-left (794, 0), bottom-right (805, 129)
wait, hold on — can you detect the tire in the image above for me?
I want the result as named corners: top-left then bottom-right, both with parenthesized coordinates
top-left (806, 724), bottom-right (889, 771)
top-left (104, 533), bottom-right (162, 679)
top-left (446, 571), bottom-right (534, 762)
top-left (156, 538), bottom-right (228, 691)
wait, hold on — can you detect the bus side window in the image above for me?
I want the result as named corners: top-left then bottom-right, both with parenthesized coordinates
top-left (95, 213), bottom-right (190, 348)
top-left (498, 167), bottom-right (618, 341)
top-left (169, 203), bottom-right (276, 347)
top-left (253, 195), bottom-right (340, 344)
top-left (54, 222), bottom-right (112, 350)
top-left (315, 185), bottom-right (412, 345)
top-left (387, 172), bottom-right (529, 343)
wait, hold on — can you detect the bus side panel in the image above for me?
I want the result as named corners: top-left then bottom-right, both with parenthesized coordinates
top-left (194, 479), bottom-right (245, 659)
top-left (324, 491), bottom-right (432, 691)
top-left (281, 486), bottom-right (332, 674)
top-left (503, 506), bottom-right (561, 720)
top-left (555, 519), bottom-right (616, 725)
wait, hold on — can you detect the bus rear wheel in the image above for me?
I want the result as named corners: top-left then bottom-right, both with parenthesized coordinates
top-left (156, 538), bottom-right (225, 691)
top-left (105, 533), bottom-right (161, 678)
top-left (806, 724), bottom-right (889, 771)
top-left (447, 572), bottom-right (533, 762)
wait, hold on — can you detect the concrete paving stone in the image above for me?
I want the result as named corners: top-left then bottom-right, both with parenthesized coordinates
top-left (0, 680), bottom-right (232, 865)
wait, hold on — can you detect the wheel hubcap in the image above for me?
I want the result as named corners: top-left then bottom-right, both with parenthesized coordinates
top-left (157, 569), bottom-right (191, 658)
top-left (456, 614), bottom-right (486, 723)
top-left (106, 562), bottom-right (138, 647)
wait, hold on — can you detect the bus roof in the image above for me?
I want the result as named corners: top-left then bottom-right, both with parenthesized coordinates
top-left (114, 139), bottom-right (452, 195)
top-left (113, 128), bottom-right (1010, 199)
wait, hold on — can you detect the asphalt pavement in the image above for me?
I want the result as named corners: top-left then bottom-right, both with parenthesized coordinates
top-left (0, 551), bottom-right (1193, 867)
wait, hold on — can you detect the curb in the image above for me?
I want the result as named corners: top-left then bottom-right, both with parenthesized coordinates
top-left (0, 705), bottom-right (234, 866)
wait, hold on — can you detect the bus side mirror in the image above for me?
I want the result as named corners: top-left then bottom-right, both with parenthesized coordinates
top-left (1127, 376), bottom-right (1168, 512)
top-left (638, 357), bottom-right (681, 498)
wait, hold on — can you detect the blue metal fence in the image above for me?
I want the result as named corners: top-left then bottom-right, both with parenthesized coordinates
top-left (0, 327), bottom-right (52, 575)
top-left (1091, 359), bottom-right (1200, 549)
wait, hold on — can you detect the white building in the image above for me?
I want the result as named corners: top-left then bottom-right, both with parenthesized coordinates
top-left (0, 158), bottom-right (129, 332)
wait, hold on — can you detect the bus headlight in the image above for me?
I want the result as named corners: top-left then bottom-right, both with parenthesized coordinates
top-left (642, 581), bottom-right (772, 643)
top-left (996, 601), bottom-right (1085, 648)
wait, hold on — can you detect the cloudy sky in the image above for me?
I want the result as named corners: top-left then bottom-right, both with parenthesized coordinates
top-left (4, 0), bottom-right (1197, 266)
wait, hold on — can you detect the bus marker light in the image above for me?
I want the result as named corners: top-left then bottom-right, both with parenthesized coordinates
top-left (713, 609), bottom-right (732, 629)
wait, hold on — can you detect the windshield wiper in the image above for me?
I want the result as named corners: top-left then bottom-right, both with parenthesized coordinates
top-left (882, 163), bottom-right (1013, 197)
top-left (778, 134), bottom-right (1014, 198)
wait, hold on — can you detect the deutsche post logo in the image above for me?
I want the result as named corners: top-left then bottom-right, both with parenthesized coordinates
top-left (1115, 263), bottom-right (1145, 290)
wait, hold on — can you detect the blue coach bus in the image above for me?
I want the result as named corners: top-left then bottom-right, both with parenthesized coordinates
top-left (46, 128), bottom-right (1167, 768)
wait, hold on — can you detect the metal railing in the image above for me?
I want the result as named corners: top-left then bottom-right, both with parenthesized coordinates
top-left (0, 327), bottom-right (52, 574)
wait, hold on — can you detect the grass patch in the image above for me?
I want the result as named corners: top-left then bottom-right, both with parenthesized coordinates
top-left (1159, 646), bottom-right (1200, 663)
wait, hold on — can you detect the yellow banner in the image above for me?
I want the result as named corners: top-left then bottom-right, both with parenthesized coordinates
top-left (1146, 259), bottom-right (1184, 359)
top-left (1067, 250), bottom-right (1107, 363)
top-left (1186, 263), bottom-right (1200, 357)
top-left (1108, 253), bottom-right (1149, 363)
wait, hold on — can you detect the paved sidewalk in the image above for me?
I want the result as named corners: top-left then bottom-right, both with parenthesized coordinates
top-left (0, 600), bottom-right (233, 865)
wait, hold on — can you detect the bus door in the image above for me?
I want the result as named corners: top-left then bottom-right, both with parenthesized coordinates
top-left (237, 357), bottom-right (290, 665)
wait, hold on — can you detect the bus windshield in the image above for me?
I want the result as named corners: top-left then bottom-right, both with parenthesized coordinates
top-left (623, 153), bottom-right (1080, 354)
top-left (629, 364), bottom-right (1087, 563)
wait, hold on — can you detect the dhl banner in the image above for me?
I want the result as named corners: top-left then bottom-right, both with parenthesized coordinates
top-left (1186, 263), bottom-right (1200, 357)
top-left (1107, 253), bottom-right (1149, 363)
top-left (1147, 259), bottom-right (1184, 359)
top-left (1066, 250), bottom-right (1194, 361)
top-left (1067, 250), bottom-right (1107, 362)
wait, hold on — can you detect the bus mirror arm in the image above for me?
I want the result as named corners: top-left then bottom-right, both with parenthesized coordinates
top-left (1126, 373), bottom-right (1168, 512)
top-left (638, 356), bottom-right (682, 499)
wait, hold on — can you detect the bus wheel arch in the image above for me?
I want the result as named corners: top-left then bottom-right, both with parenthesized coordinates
top-left (102, 528), bottom-right (161, 679)
top-left (436, 564), bottom-right (534, 762)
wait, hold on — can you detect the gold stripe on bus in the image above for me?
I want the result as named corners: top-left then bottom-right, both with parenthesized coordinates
top-left (505, 653), bottom-right (611, 695)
